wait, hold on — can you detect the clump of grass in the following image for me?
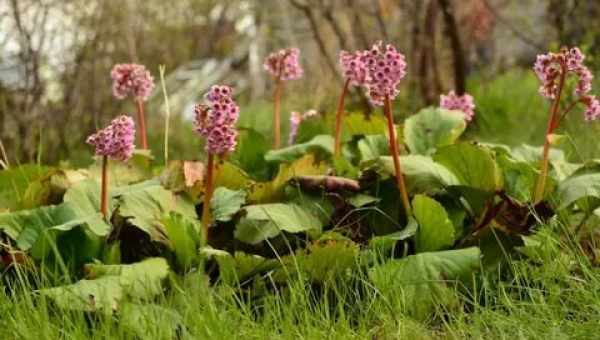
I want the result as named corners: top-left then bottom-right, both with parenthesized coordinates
top-left (3, 221), bottom-right (600, 339)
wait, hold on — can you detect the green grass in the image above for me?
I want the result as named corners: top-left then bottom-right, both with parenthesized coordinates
top-left (2, 222), bottom-right (600, 339)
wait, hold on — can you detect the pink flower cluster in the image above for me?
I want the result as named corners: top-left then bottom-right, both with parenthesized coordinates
top-left (534, 47), bottom-right (599, 121)
top-left (111, 63), bottom-right (155, 101)
top-left (339, 50), bottom-right (367, 86)
top-left (194, 85), bottom-right (239, 155)
top-left (440, 91), bottom-right (476, 121)
top-left (288, 110), bottom-right (319, 145)
top-left (583, 95), bottom-right (600, 121)
top-left (363, 41), bottom-right (407, 106)
top-left (533, 47), bottom-right (593, 99)
top-left (263, 48), bottom-right (303, 81)
top-left (86, 115), bottom-right (136, 162)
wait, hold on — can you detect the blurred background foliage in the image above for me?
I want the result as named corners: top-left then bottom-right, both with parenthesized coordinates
top-left (1, 0), bottom-right (600, 166)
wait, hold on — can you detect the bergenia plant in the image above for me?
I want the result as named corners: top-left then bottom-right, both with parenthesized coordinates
top-left (86, 115), bottom-right (136, 219)
top-left (334, 50), bottom-right (368, 156)
top-left (363, 41), bottom-right (411, 216)
top-left (111, 63), bottom-right (155, 150)
top-left (194, 85), bottom-right (239, 235)
top-left (264, 48), bottom-right (303, 149)
top-left (440, 90), bottom-right (476, 122)
top-left (288, 109), bottom-right (319, 145)
top-left (532, 47), bottom-right (599, 202)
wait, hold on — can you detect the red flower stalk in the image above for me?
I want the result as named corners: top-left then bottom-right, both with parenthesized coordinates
top-left (86, 115), bottom-right (136, 219)
top-left (264, 48), bottom-right (303, 149)
top-left (532, 47), bottom-right (598, 202)
top-left (363, 41), bottom-right (411, 216)
top-left (111, 63), bottom-right (155, 150)
top-left (193, 85), bottom-right (239, 236)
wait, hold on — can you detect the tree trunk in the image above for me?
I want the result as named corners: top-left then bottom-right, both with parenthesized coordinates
top-left (438, 0), bottom-right (467, 95)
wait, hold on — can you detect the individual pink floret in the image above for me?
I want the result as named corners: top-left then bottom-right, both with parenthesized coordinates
top-left (440, 91), bottom-right (476, 122)
top-left (194, 85), bottom-right (239, 155)
top-left (86, 115), bottom-right (136, 162)
top-left (111, 63), bottom-right (155, 101)
top-left (263, 48), bottom-right (304, 81)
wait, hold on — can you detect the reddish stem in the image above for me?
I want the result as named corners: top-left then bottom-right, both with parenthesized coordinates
top-left (273, 79), bottom-right (283, 149)
top-left (136, 98), bottom-right (148, 149)
top-left (534, 64), bottom-right (567, 203)
top-left (201, 153), bottom-right (215, 238)
top-left (384, 95), bottom-right (411, 216)
top-left (100, 155), bottom-right (109, 220)
top-left (334, 79), bottom-right (351, 158)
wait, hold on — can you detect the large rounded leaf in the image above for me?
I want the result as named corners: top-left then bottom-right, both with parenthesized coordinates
top-left (413, 195), bottom-right (455, 252)
top-left (557, 163), bottom-right (600, 210)
top-left (248, 154), bottom-right (327, 203)
top-left (404, 108), bottom-right (466, 155)
top-left (115, 180), bottom-right (197, 241)
top-left (433, 143), bottom-right (502, 192)
top-left (369, 247), bottom-right (481, 320)
top-left (230, 128), bottom-right (270, 180)
top-left (0, 164), bottom-right (51, 211)
top-left (40, 258), bottom-right (170, 313)
top-left (234, 203), bottom-right (323, 244)
top-left (265, 135), bottom-right (334, 163)
top-left (211, 188), bottom-right (247, 222)
top-left (378, 155), bottom-right (459, 194)
top-left (358, 134), bottom-right (390, 162)
top-left (160, 212), bottom-right (202, 271)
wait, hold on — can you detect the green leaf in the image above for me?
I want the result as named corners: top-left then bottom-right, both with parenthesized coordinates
top-left (358, 134), bottom-right (389, 162)
top-left (211, 251), bottom-right (279, 285)
top-left (347, 194), bottom-right (380, 207)
top-left (557, 163), bottom-right (600, 210)
top-left (160, 212), bottom-right (202, 270)
top-left (296, 239), bottom-right (360, 282)
top-left (295, 115), bottom-right (330, 144)
top-left (265, 135), bottom-right (334, 163)
top-left (84, 258), bottom-right (169, 298)
top-left (230, 128), bottom-right (270, 179)
top-left (369, 247), bottom-right (480, 320)
top-left (377, 155), bottom-right (460, 194)
top-left (88, 150), bottom-right (154, 186)
top-left (404, 108), bottom-right (466, 155)
top-left (433, 143), bottom-right (502, 192)
top-left (367, 218), bottom-right (418, 256)
top-left (343, 112), bottom-right (387, 137)
top-left (211, 188), bottom-right (246, 222)
top-left (496, 154), bottom-right (540, 202)
top-left (0, 203), bottom-right (109, 259)
top-left (41, 276), bottom-right (122, 313)
top-left (412, 195), bottom-right (455, 252)
top-left (234, 203), bottom-right (323, 244)
top-left (248, 154), bottom-right (327, 203)
top-left (63, 179), bottom-right (113, 235)
top-left (21, 169), bottom-right (88, 209)
top-left (511, 144), bottom-right (565, 164)
top-left (115, 181), bottom-right (197, 241)
top-left (332, 156), bottom-right (359, 179)
top-left (214, 161), bottom-right (253, 191)
top-left (0, 164), bottom-right (51, 211)
top-left (159, 160), bottom-right (204, 199)
top-left (41, 258), bottom-right (170, 313)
